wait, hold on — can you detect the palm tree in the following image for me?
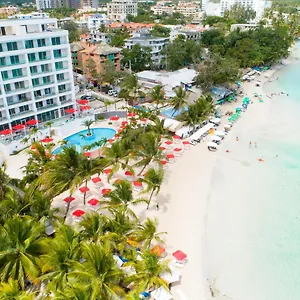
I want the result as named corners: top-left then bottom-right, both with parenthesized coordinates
top-left (134, 132), bottom-right (163, 176)
top-left (118, 89), bottom-right (131, 119)
top-left (142, 167), bottom-right (164, 209)
top-left (29, 127), bottom-right (40, 142)
top-left (121, 74), bottom-right (141, 106)
top-left (91, 137), bottom-right (107, 157)
top-left (170, 86), bottom-right (188, 117)
top-left (104, 180), bottom-right (147, 217)
top-left (45, 121), bottom-right (53, 137)
top-left (39, 224), bottom-right (81, 291)
top-left (134, 218), bottom-right (166, 249)
top-left (0, 215), bottom-right (45, 290)
top-left (69, 242), bottom-right (125, 298)
top-left (81, 119), bottom-right (94, 136)
top-left (124, 250), bottom-right (170, 292)
top-left (0, 278), bottom-right (37, 299)
top-left (53, 283), bottom-right (92, 300)
top-left (150, 85), bottom-right (164, 112)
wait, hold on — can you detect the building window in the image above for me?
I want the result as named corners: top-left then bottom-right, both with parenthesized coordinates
top-left (36, 101), bottom-right (43, 109)
top-left (25, 40), bottom-right (34, 49)
top-left (58, 84), bottom-right (66, 92)
top-left (4, 84), bottom-right (11, 92)
top-left (38, 51), bottom-right (47, 60)
top-left (44, 88), bottom-right (51, 95)
top-left (51, 37), bottom-right (60, 45)
top-left (34, 90), bottom-right (42, 98)
top-left (53, 49), bottom-right (62, 58)
top-left (12, 68), bottom-right (22, 78)
top-left (0, 44), bottom-right (3, 52)
top-left (14, 81), bottom-right (25, 90)
top-left (7, 42), bottom-right (18, 51)
top-left (56, 73), bottom-right (64, 81)
top-left (28, 53), bottom-right (35, 62)
top-left (10, 55), bottom-right (19, 65)
top-left (37, 39), bottom-right (46, 47)
top-left (46, 99), bottom-right (54, 105)
top-left (30, 66), bottom-right (38, 74)
top-left (32, 78), bottom-right (39, 87)
top-left (19, 105), bottom-right (29, 112)
top-left (18, 94), bottom-right (27, 101)
top-left (9, 108), bottom-right (15, 115)
top-left (41, 64), bottom-right (50, 72)
top-left (0, 57), bottom-right (5, 66)
top-left (55, 61), bottom-right (63, 70)
top-left (1, 71), bottom-right (8, 80)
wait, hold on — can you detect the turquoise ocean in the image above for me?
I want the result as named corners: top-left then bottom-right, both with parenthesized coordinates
top-left (206, 42), bottom-right (300, 300)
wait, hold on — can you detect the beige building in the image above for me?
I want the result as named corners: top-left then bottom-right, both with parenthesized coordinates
top-left (0, 6), bottom-right (20, 16)
top-left (107, 0), bottom-right (138, 22)
top-left (176, 1), bottom-right (201, 17)
top-left (151, 2), bottom-right (174, 15)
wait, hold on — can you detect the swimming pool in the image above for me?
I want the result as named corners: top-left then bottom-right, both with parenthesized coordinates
top-left (161, 107), bottom-right (187, 119)
top-left (53, 127), bottom-right (116, 154)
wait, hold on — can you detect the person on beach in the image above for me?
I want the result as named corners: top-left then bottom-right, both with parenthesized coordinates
top-left (156, 203), bottom-right (159, 211)
top-left (255, 142), bottom-right (257, 148)
top-left (249, 141), bottom-right (252, 147)
top-left (236, 137), bottom-right (239, 142)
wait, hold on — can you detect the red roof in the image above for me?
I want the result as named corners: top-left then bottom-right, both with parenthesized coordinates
top-left (77, 99), bottom-right (88, 105)
top-left (83, 152), bottom-right (91, 157)
top-left (65, 108), bottom-right (76, 114)
top-left (173, 135), bottom-right (180, 140)
top-left (81, 105), bottom-right (91, 111)
top-left (173, 250), bottom-right (187, 261)
top-left (167, 154), bottom-right (175, 159)
top-left (161, 160), bottom-right (167, 165)
top-left (174, 148), bottom-right (182, 152)
top-left (165, 140), bottom-right (173, 145)
top-left (182, 141), bottom-right (190, 145)
top-left (0, 129), bottom-right (13, 135)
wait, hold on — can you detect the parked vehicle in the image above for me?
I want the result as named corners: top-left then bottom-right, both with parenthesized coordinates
top-left (108, 89), bottom-right (118, 97)
top-left (80, 95), bottom-right (94, 100)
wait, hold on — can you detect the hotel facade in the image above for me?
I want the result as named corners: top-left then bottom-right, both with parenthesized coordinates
top-left (0, 18), bottom-right (76, 131)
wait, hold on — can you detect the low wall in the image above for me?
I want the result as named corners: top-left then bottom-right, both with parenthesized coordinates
top-left (95, 110), bottom-right (127, 120)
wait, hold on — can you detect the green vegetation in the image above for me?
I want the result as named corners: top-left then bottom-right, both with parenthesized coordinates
top-left (109, 29), bottom-right (130, 47)
top-left (150, 24), bottom-right (171, 37)
top-left (60, 21), bottom-right (80, 43)
top-left (224, 4), bottom-right (256, 23)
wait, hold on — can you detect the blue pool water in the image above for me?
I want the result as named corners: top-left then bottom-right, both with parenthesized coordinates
top-left (53, 128), bottom-right (116, 154)
top-left (161, 107), bottom-right (187, 119)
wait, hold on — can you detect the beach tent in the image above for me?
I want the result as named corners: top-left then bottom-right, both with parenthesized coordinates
top-left (209, 135), bottom-right (222, 142)
top-left (189, 123), bottom-right (214, 141)
top-left (209, 118), bottom-right (221, 125)
top-left (151, 287), bottom-right (173, 300)
top-left (214, 131), bottom-right (226, 137)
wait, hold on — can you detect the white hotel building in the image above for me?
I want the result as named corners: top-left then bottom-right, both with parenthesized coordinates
top-left (0, 18), bottom-right (75, 131)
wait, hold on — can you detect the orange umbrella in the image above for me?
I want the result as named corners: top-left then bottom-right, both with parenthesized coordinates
top-left (151, 245), bottom-right (165, 256)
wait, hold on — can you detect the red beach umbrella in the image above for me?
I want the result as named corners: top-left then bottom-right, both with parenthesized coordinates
top-left (77, 99), bottom-right (88, 105)
top-left (92, 177), bottom-right (101, 183)
top-left (88, 198), bottom-right (99, 206)
top-left (108, 138), bottom-right (114, 143)
top-left (172, 250), bottom-right (187, 261)
top-left (102, 188), bottom-right (112, 195)
top-left (161, 160), bottom-right (167, 165)
top-left (165, 140), bottom-right (173, 145)
top-left (79, 186), bottom-right (90, 193)
top-left (114, 179), bottom-right (121, 184)
top-left (41, 137), bottom-right (53, 143)
top-left (110, 116), bottom-right (119, 121)
top-left (159, 146), bottom-right (166, 151)
top-left (83, 152), bottom-right (91, 157)
top-left (72, 209), bottom-right (85, 217)
top-left (167, 154), bottom-right (175, 159)
top-left (125, 170), bottom-right (133, 177)
top-left (152, 245), bottom-right (165, 257)
top-left (173, 135), bottom-right (180, 140)
top-left (127, 112), bottom-right (136, 117)
top-left (0, 129), bottom-right (13, 135)
top-left (133, 180), bottom-right (142, 187)
top-left (26, 119), bottom-right (39, 126)
top-left (13, 124), bottom-right (25, 130)
top-left (81, 105), bottom-right (91, 111)
top-left (104, 168), bottom-right (112, 175)
top-left (182, 141), bottom-right (190, 145)
top-left (65, 108), bottom-right (76, 114)
top-left (64, 196), bottom-right (75, 203)
top-left (174, 148), bottom-right (182, 152)
top-left (140, 118), bottom-right (147, 122)
top-left (121, 121), bottom-right (128, 126)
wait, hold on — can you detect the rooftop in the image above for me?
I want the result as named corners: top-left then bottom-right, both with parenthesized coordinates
top-left (126, 35), bottom-right (169, 41)
top-left (76, 41), bottom-right (121, 55)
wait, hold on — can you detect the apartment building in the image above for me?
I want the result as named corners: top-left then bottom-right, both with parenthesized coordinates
top-left (81, 0), bottom-right (99, 9)
top-left (151, 2), bottom-right (174, 15)
top-left (107, 0), bottom-right (138, 22)
top-left (176, 1), bottom-right (201, 17)
top-left (87, 14), bottom-right (109, 33)
top-left (0, 18), bottom-right (75, 131)
top-left (36, 0), bottom-right (52, 9)
top-left (0, 6), bottom-right (20, 16)
top-left (124, 34), bottom-right (169, 67)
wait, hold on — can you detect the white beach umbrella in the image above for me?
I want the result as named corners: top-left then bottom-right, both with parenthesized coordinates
top-left (214, 130), bottom-right (226, 137)
top-left (209, 135), bottom-right (222, 142)
top-left (151, 287), bottom-right (173, 300)
top-left (209, 118), bottom-right (221, 124)
top-left (207, 142), bottom-right (218, 148)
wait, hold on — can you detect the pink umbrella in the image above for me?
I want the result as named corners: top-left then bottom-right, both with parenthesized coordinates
top-left (64, 196), bottom-right (75, 203)
top-left (102, 188), bottom-right (112, 196)
top-left (26, 119), bottom-right (39, 126)
top-left (83, 152), bottom-right (91, 157)
top-left (161, 160), bottom-right (167, 165)
top-left (77, 99), bottom-right (88, 105)
top-left (110, 116), bottom-right (119, 121)
top-left (173, 135), bottom-right (180, 140)
top-left (167, 154), bottom-right (175, 159)
top-left (88, 198), bottom-right (99, 206)
top-left (13, 124), bottom-right (25, 130)
top-left (65, 108), bottom-right (77, 114)
top-left (72, 209), bottom-right (85, 217)
top-left (173, 250), bottom-right (187, 261)
top-left (104, 168), bottom-right (112, 175)
top-left (41, 137), bottom-right (53, 143)
top-left (182, 141), bottom-right (190, 145)
top-left (174, 148), bottom-right (182, 152)
top-left (79, 186), bottom-right (90, 193)
top-left (165, 140), bottom-right (173, 145)
top-left (133, 180), bottom-right (142, 187)
top-left (92, 177), bottom-right (101, 183)
top-left (125, 170), bottom-right (133, 177)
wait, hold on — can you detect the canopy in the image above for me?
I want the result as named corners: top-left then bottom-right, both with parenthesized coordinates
top-left (72, 209), bottom-right (85, 217)
top-left (173, 148), bottom-right (182, 152)
top-left (172, 250), bottom-right (187, 261)
top-left (79, 186), bottom-right (90, 193)
top-left (88, 198), bottom-right (99, 206)
top-left (81, 105), bottom-right (91, 111)
top-left (133, 181), bottom-right (142, 187)
top-left (0, 129), bottom-right (13, 135)
top-left (64, 196), bottom-right (75, 203)
top-left (77, 99), bottom-right (88, 105)
top-left (207, 142), bottom-right (218, 148)
top-left (160, 266), bottom-right (180, 283)
top-left (151, 287), bottom-right (173, 300)
top-left (26, 119), bottom-right (39, 125)
top-left (121, 121), bottom-right (128, 126)
top-left (104, 168), bottom-right (112, 175)
top-left (65, 108), bottom-right (76, 114)
top-left (13, 124), bottom-right (25, 130)
top-left (140, 118), bottom-right (147, 122)
top-left (214, 131), bottom-right (226, 137)
top-left (165, 140), bottom-right (173, 145)
top-left (125, 170), bottom-right (133, 176)
top-left (151, 245), bottom-right (165, 256)
top-left (189, 123), bottom-right (214, 141)
top-left (161, 160), bottom-right (167, 165)
top-left (41, 137), bottom-right (53, 143)
top-left (92, 177), bottom-right (101, 183)
top-left (102, 188), bottom-right (112, 195)
top-left (167, 154), bottom-right (175, 159)
top-left (209, 118), bottom-right (221, 124)
top-left (110, 116), bottom-right (119, 121)
top-left (173, 135), bottom-right (180, 140)
top-left (182, 141), bottom-right (190, 145)
top-left (127, 112), bottom-right (136, 117)
top-left (209, 135), bottom-right (222, 142)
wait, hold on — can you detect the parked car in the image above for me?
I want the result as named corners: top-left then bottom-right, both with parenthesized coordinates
top-left (108, 90), bottom-right (118, 97)
top-left (80, 95), bottom-right (94, 100)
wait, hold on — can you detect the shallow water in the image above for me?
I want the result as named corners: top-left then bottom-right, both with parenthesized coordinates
top-left (206, 44), bottom-right (300, 300)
